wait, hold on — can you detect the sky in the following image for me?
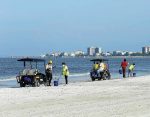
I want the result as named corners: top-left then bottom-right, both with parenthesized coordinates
top-left (0, 0), bottom-right (150, 56)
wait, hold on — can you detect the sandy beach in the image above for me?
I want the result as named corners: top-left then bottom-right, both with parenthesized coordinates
top-left (0, 76), bottom-right (150, 117)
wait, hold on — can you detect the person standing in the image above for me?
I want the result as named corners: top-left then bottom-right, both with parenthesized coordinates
top-left (121, 59), bottom-right (128, 78)
top-left (97, 60), bottom-right (105, 79)
top-left (62, 62), bottom-right (69, 84)
top-left (45, 60), bottom-right (53, 86)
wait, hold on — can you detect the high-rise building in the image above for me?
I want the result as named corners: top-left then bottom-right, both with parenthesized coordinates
top-left (95, 47), bottom-right (102, 54)
top-left (142, 47), bottom-right (150, 54)
top-left (87, 47), bottom-right (95, 56)
top-left (87, 47), bottom-right (102, 56)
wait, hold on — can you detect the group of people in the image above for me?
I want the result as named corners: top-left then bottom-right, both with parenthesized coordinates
top-left (45, 58), bottom-right (135, 86)
top-left (92, 58), bottom-right (136, 79)
top-left (121, 59), bottom-right (136, 78)
top-left (45, 60), bottom-right (69, 86)
top-left (93, 60), bottom-right (109, 78)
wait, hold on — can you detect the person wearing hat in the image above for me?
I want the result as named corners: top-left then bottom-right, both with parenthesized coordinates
top-left (45, 60), bottom-right (53, 86)
top-left (62, 62), bottom-right (69, 85)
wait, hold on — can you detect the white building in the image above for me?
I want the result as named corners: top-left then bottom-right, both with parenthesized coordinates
top-left (40, 54), bottom-right (46, 58)
top-left (70, 53), bottom-right (76, 57)
top-left (113, 51), bottom-right (123, 56)
top-left (87, 47), bottom-right (96, 56)
top-left (95, 48), bottom-right (102, 54)
top-left (87, 47), bottom-right (102, 56)
top-left (51, 52), bottom-right (61, 57)
top-left (142, 47), bottom-right (150, 54)
top-left (61, 52), bottom-right (69, 57)
top-left (103, 52), bottom-right (112, 56)
top-left (74, 50), bottom-right (84, 56)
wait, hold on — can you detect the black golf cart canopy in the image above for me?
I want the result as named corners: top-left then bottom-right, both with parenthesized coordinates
top-left (17, 58), bottom-right (45, 69)
top-left (18, 58), bottom-right (45, 62)
top-left (90, 59), bottom-right (109, 62)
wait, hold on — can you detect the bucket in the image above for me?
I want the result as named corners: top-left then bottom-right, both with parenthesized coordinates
top-left (133, 73), bottom-right (136, 77)
top-left (54, 80), bottom-right (58, 86)
top-left (119, 69), bottom-right (122, 74)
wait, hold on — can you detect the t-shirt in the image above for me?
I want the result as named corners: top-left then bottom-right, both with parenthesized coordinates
top-left (62, 65), bottom-right (69, 76)
top-left (100, 63), bottom-right (105, 70)
top-left (46, 64), bottom-right (52, 73)
top-left (93, 63), bottom-right (99, 70)
top-left (121, 61), bottom-right (128, 68)
top-left (129, 65), bottom-right (135, 71)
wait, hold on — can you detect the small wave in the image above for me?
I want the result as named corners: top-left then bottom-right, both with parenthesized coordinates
top-left (53, 73), bottom-right (90, 78)
top-left (0, 76), bottom-right (16, 82)
top-left (69, 73), bottom-right (90, 77)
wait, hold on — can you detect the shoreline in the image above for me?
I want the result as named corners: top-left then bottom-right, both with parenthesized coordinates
top-left (0, 74), bottom-right (149, 88)
top-left (0, 75), bottom-right (150, 117)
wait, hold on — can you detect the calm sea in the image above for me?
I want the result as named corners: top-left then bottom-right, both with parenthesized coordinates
top-left (0, 57), bottom-right (150, 86)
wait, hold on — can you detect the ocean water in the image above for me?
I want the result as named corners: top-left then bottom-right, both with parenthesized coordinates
top-left (0, 57), bottom-right (150, 86)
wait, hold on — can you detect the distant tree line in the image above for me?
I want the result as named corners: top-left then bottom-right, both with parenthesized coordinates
top-left (113, 52), bottom-right (150, 56)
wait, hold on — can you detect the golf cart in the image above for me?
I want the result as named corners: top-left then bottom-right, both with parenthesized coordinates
top-left (90, 59), bottom-right (111, 81)
top-left (16, 58), bottom-right (46, 87)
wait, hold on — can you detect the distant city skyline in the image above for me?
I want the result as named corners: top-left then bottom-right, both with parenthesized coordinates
top-left (0, 0), bottom-right (150, 56)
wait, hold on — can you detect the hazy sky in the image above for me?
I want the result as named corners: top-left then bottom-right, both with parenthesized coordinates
top-left (0, 0), bottom-right (150, 56)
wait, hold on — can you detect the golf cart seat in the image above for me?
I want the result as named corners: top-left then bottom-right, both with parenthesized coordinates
top-left (22, 69), bottom-right (29, 75)
top-left (28, 69), bottom-right (36, 75)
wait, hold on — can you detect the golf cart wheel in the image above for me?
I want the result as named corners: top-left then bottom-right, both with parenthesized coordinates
top-left (102, 76), bottom-right (107, 80)
top-left (20, 82), bottom-right (25, 87)
top-left (98, 78), bottom-right (101, 80)
top-left (107, 75), bottom-right (111, 80)
top-left (91, 77), bottom-right (95, 81)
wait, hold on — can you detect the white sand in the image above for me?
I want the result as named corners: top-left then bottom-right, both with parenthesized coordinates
top-left (0, 76), bottom-right (150, 117)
